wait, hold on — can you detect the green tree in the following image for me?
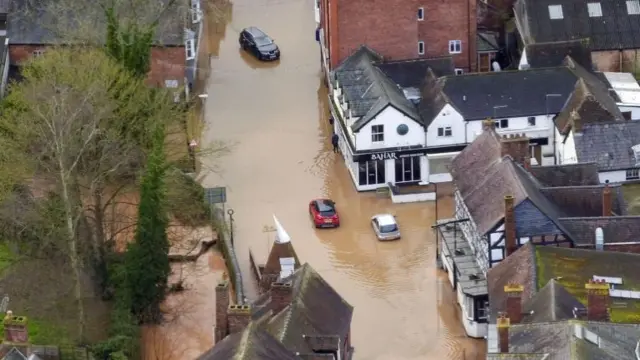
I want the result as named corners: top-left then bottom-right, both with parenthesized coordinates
top-left (104, 5), bottom-right (155, 78)
top-left (125, 125), bottom-right (170, 323)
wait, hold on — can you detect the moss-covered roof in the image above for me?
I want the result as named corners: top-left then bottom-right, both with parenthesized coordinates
top-left (535, 246), bottom-right (640, 323)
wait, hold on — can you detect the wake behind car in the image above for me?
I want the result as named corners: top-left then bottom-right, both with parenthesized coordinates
top-left (371, 214), bottom-right (401, 241)
top-left (309, 199), bottom-right (340, 228)
top-left (239, 27), bottom-right (280, 61)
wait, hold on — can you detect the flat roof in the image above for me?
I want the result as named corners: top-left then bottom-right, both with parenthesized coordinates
top-left (603, 72), bottom-right (640, 90)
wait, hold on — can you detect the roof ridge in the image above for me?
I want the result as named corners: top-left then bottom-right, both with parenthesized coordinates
top-left (558, 215), bottom-right (640, 220)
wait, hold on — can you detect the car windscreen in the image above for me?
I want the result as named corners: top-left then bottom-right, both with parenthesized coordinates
top-left (379, 224), bottom-right (398, 233)
top-left (254, 36), bottom-right (273, 47)
top-left (317, 201), bottom-right (335, 216)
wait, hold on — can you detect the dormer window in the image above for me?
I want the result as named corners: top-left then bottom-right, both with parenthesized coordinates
top-left (548, 5), bottom-right (564, 19)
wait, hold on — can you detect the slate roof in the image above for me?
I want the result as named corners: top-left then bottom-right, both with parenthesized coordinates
top-left (507, 321), bottom-right (640, 360)
top-left (522, 279), bottom-right (585, 323)
top-left (375, 57), bottom-right (455, 88)
top-left (539, 185), bottom-right (627, 217)
top-left (196, 324), bottom-right (300, 360)
top-left (554, 58), bottom-right (625, 133)
top-left (417, 69), bottom-right (448, 128)
top-left (333, 46), bottom-right (420, 131)
top-left (265, 263), bottom-right (353, 355)
top-left (559, 216), bottom-right (640, 246)
top-left (488, 244), bottom-right (640, 323)
top-left (515, 0), bottom-right (640, 51)
top-left (573, 121), bottom-right (640, 171)
top-left (7, 0), bottom-right (184, 45)
top-left (528, 163), bottom-right (600, 187)
top-left (432, 68), bottom-right (577, 120)
top-left (523, 40), bottom-right (593, 69)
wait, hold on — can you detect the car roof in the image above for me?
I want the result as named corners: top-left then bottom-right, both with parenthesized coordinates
top-left (314, 199), bottom-right (334, 206)
top-left (374, 214), bottom-right (396, 226)
top-left (245, 27), bottom-right (267, 38)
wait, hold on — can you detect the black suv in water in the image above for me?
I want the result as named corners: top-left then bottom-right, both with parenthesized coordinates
top-left (239, 27), bottom-right (280, 61)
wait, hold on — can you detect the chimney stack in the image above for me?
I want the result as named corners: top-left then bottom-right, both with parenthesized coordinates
top-left (504, 283), bottom-right (524, 324)
top-left (497, 313), bottom-right (510, 353)
top-left (227, 305), bottom-right (252, 334)
top-left (585, 279), bottom-right (610, 321)
top-left (3, 311), bottom-right (28, 343)
top-left (504, 195), bottom-right (517, 257)
top-left (482, 118), bottom-right (496, 131)
top-left (270, 281), bottom-right (293, 315)
top-left (602, 181), bottom-right (612, 217)
top-left (524, 156), bottom-right (531, 171)
top-left (501, 134), bottom-right (530, 166)
top-left (214, 280), bottom-right (230, 342)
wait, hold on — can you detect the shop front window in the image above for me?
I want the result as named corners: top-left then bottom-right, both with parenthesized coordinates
top-left (430, 156), bottom-right (454, 174)
top-left (358, 160), bottom-right (385, 186)
top-left (395, 156), bottom-right (421, 183)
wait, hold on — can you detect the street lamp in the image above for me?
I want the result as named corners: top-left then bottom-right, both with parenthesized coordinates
top-left (227, 209), bottom-right (235, 247)
top-left (546, 94), bottom-right (562, 165)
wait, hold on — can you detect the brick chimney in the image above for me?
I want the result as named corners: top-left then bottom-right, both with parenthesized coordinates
top-left (482, 118), bottom-right (496, 131)
top-left (504, 283), bottom-right (524, 324)
top-left (504, 195), bottom-right (517, 257)
top-left (3, 311), bottom-right (28, 343)
top-left (214, 281), bottom-right (230, 342)
top-left (500, 134), bottom-right (530, 166)
top-left (585, 279), bottom-right (610, 321)
top-left (270, 281), bottom-right (293, 315)
top-left (227, 305), bottom-right (252, 334)
top-left (602, 181), bottom-right (612, 217)
top-left (497, 313), bottom-right (510, 353)
top-left (524, 156), bottom-right (531, 170)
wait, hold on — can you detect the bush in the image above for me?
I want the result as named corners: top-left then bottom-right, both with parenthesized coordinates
top-left (166, 169), bottom-right (210, 226)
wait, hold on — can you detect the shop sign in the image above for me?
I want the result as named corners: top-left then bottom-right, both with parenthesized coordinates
top-left (370, 152), bottom-right (397, 161)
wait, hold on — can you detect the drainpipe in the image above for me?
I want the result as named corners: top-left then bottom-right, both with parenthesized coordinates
top-left (464, 120), bottom-right (468, 144)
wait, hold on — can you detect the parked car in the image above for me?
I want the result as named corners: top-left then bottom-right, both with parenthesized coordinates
top-left (371, 214), bottom-right (401, 241)
top-left (239, 27), bottom-right (280, 61)
top-left (309, 199), bottom-right (340, 228)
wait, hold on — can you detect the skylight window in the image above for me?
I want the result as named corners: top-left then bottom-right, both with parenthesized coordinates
top-left (587, 2), bottom-right (602, 17)
top-left (548, 4), bottom-right (564, 19)
top-left (627, 0), bottom-right (640, 15)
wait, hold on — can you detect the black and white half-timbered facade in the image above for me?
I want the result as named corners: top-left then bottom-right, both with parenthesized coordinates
top-left (436, 120), bottom-right (630, 339)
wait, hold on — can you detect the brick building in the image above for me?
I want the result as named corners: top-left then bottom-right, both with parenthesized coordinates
top-left (318, 0), bottom-right (477, 76)
top-left (5, 0), bottom-right (194, 89)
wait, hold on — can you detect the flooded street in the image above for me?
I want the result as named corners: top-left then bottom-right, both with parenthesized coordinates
top-left (191, 0), bottom-right (487, 358)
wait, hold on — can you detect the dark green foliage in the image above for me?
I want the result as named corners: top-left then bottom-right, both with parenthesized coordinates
top-left (166, 169), bottom-right (211, 226)
top-left (125, 125), bottom-right (170, 323)
top-left (104, 6), bottom-right (155, 78)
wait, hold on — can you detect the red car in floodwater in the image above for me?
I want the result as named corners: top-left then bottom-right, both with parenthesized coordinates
top-left (309, 199), bottom-right (340, 228)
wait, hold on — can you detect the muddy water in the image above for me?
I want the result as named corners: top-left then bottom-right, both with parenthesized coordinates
top-left (192, 0), bottom-right (487, 359)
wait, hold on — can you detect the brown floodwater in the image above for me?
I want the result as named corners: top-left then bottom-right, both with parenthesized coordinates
top-left (144, 0), bottom-right (487, 358)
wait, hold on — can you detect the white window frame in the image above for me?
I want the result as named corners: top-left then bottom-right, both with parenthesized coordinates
top-left (548, 4), bottom-right (564, 19)
top-left (371, 124), bottom-right (384, 143)
top-left (454, 68), bottom-right (464, 75)
top-left (587, 2), bottom-right (602, 17)
top-left (627, 0), bottom-right (640, 15)
top-left (191, 0), bottom-right (203, 23)
top-left (186, 39), bottom-right (196, 60)
top-left (33, 49), bottom-right (45, 57)
top-left (418, 41), bottom-right (425, 55)
top-left (418, 7), bottom-right (425, 21)
top-left (477, 300), bottom-right (489, 320)
top-left (449, 40), bottom-right (462, 54)
top-left (528, 116), bottom-right (536, 126)
top-left (437, 126), bottom-right (452, 137)
top-left (626, 168), bottom-right (640, 180)
top-left (495, 118), bottom-right (509, 129)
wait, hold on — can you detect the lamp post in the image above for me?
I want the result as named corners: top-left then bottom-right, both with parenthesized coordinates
top-left (546, 94), bottom-right (562, 164)
top-left (228, 209), bottom-right (235, 247)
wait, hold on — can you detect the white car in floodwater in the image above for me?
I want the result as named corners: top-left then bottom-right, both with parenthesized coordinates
top-left (371, 214), bottom-right (401, 241)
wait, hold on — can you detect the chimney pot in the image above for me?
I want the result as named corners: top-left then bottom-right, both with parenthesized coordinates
top-left (482, 118), bottom-right (496, 131)
top-left (3, 314), bottom-right (28, 343)
top-left (504, 195), bottom-right (517, 257)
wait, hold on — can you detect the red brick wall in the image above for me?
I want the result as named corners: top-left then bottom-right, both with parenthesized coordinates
top-left (9, 44), bottom-right (186, 87)
top-left (329, 0), bottom-right (476, 71)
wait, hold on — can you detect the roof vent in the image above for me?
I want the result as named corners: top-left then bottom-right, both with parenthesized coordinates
top-left (595, 227), bottom-right (604, 251)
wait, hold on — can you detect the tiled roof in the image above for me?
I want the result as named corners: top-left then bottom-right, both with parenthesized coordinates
top-left (265, 263), bottom-right (353, 354)
top-left (522, 279), bottom-right (585, 323)
top-left (558, 216), bottom-right (640, 246)
top-left (539, 185), bottom-right (627, 217)
top-left (196, 324), bottom-right (300, 360)
top-left (263, 240), bottom-right (300, 278)
top-left (7, 0), bottom-right (184, 46)
top-left (375, 57), bottom-right (455, 88)
top-left (508, 321), bottom-right (640, 360)
top-left (573, 121), bottom-right (640, 171)
top-left (434, 68), bottom-right (577, 120)
top-left (333, 46), bottom-right (420, 131)
top-left (417, 69), bottom-right (449, 128)
top-left (528, 163), bottom-right (600, 187)
top-left (554, 58), bottom-right (625, 133)
top-left (486, 355), bottom-right (548, 360)
top-left (488, 244), bottom-right (640, 324)
top-left (515, 0), bottom-right (640, 51)
top-left (523, 40), bottom-right (593, 70)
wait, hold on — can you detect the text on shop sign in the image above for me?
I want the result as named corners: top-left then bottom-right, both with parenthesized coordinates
top-left (370, 152), bottom-right (398, 161)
